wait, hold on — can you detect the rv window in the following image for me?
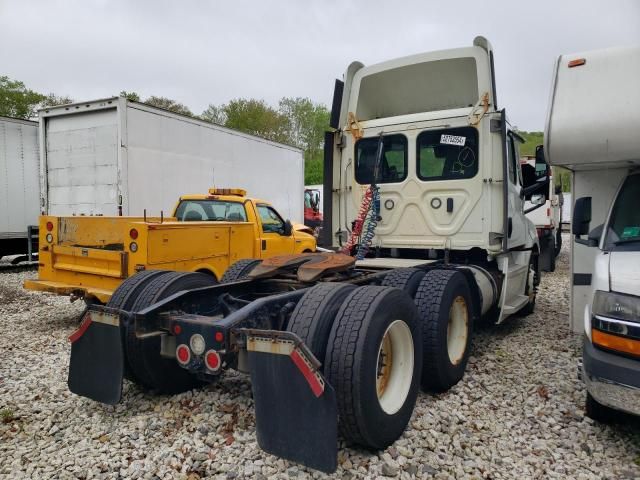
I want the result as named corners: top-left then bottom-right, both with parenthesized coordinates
top-left (175, 200), bottom-right (248, 222)
top-left (355, 135), bottom-right (407, 184)
top-left (417, 127), bottom-right (478, 181)
top-left (604, 174), bottom-right (640, 251)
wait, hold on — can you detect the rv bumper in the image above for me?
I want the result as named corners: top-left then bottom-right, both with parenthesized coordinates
top-left (581, 336), bottom-right (640, 417)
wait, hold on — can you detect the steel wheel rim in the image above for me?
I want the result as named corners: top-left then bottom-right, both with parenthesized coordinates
top-left (376, 320), bottom-right (414, 415)
top-left (447, 296), bottom-right (469, 365)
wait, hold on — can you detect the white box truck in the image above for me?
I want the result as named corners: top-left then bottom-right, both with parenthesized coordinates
top-left (39, 97), bottom-right (304, 222)
top-left (0, 116), bottom-right (39, 261)
top-left (545, 45), bottom-right (640, 420)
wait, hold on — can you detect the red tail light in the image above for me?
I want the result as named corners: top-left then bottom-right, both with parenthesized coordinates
top-left (129, 228), bottom-right (139, 239)
top-left (176, 344), bottom-right (191, 365)
top-left (215, 331), bottom-right (224, 343)
top-left (204, 350), bottom-right (221, 371)
top-left (46, 221), bottom-right (54, 232)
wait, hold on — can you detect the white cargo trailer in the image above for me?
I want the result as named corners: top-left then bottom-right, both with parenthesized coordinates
top-left (0, 116), bottom-right (39, 259)
top-left (545, 45), bottom-right (640, 420)
top-left (39, 97), bottom-right (304, 222)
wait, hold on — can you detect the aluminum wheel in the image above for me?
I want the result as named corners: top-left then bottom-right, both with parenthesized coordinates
top-left (447, 296), bottom-right (469, 365)
top-left (376, 320), bottom-right (414, 415)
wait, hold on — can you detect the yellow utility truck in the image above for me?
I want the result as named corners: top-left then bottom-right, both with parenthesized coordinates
top-left (24, 188), bottom-right (316, 303)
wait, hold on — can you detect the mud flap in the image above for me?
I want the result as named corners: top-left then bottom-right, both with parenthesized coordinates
top-left (245, 330), bottom-right (338, 473)
top-left (68, 306), bottom-right (124, 405)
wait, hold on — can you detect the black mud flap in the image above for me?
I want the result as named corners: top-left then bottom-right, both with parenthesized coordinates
top-left (245, 330), bottom-right (338, 473)
top-left (68, 306), bottom-right (125, 405)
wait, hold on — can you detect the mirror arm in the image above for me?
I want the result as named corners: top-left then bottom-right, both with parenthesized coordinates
top-left (524, 202), bottom-right (545, 215)
top-left (575, 236), bottom-right (598, 247)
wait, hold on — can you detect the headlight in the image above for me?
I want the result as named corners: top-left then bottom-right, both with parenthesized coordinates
top-left (593, 290), bottom-right (640, 323)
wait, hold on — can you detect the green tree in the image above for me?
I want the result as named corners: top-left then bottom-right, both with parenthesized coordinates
top-left (120, 90), bottom-right (141, 102)
top-left (144, 96), bottom-right (193, 116)
top-left (0, 76), bottom-right (45, 119)
top-left (200, 104), bottom-right (226, 125)
top-left (222, 99), bottom-right (290, 144)
top-left (278, 97), bottom-right (329, 184)
top-left (40, 93), bottom-right (74, 108)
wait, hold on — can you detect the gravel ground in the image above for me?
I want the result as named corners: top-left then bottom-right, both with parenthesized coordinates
top-left (1, 239), bottom-right (640, 480)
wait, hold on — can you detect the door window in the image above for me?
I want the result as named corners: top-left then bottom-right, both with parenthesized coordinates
top-left (257, 205), bottom-right (286, 234)
top-left (417, 127), bottom-right (478, 181)
top-left (604, 174), bottom-right (640, 251)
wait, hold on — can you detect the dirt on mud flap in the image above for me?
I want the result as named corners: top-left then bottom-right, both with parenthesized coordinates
top-left (243, 328), bottom-right (338, 473)
top-left (67, 306), bottom-right (125, 405)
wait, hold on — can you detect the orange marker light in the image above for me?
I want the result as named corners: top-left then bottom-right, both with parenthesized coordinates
top-left (593, 329), bottom-right (640, 358)
top-left (568, 58), bottom-right (586, 68)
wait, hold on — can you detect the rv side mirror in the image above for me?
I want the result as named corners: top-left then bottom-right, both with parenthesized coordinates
top-left (531, 194), bottom-right (545, 206)
top-left (283, 220), bottom-right (293, 236)
top-left (572, 197), bottom-right (593, 244)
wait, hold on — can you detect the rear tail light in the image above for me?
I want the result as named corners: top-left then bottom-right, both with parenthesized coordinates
top-left (204, 350), bottom-right (221, 371)
top-left (215, 331), bottom-right (224, 343)
top-left (46, 221), bottom-right (54, 232)
top-left (129, 228), bottom-right (139, 239)
top-left (176, 344), bottom-right (191, 365)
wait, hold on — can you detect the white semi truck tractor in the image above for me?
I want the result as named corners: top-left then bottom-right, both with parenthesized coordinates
top-left (65, 37), bottom-right (550, 473)
top-left (546, 45), bottom-right (640, 421)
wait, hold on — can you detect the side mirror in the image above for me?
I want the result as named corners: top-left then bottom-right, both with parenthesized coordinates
top-left (572, 197), bottom-right (593, 245)
top-left (531, 194), bottom-right (546, 206)
top-left (283, 220), bottom-right (293, 236)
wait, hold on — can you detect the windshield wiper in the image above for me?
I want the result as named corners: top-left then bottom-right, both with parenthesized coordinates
top-left (613, 238), bottom-right (640, 245)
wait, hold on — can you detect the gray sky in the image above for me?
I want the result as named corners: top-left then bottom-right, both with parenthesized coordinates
top-left (2, 0), bottom-right (639, 131)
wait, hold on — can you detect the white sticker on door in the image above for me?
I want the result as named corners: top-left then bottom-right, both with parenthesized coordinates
top-left (440, 134), bottom-right (466, 147)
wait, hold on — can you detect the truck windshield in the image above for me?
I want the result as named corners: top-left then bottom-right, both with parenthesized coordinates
top-left (355, 134), bottom-right (407, 184)
top-left (175, 200), bottom-right (248, 222)
top-left (604, 174), bottom-right (640, 251)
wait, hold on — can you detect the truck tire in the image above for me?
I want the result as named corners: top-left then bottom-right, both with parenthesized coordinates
top-left (107, 270), bottom-right (170, 311)
top-left (521, 255), bottom-right (538, 316)
top-left (555, 229), bottom-right (562, 257)
top-left (127, 272), bottom-right (218, 394)
top-left (221, 259), bottom-right (262, 283)
top-left (324, 286), bottom-right (422, 449)
top-left (381, 268), bottom-right (426, 298)
top-left (415, 270), bottom-right (473, 392)
top-left (286, 283), bottom-right (356, 363)
top-left (585, 392), bottom-right (615, 423)
top-left (107, 269), bottom-right (173, 382)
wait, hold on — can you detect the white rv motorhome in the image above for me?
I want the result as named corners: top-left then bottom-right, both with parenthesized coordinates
top-left (545, 46), bottom-right (640, 420)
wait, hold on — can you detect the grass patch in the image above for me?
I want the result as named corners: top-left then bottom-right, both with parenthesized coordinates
top-left (0, 408), bottom-right (15, 424)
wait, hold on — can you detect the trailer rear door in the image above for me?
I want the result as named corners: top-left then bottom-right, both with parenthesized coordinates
top-left (44, 107), bottom-right (120, 216)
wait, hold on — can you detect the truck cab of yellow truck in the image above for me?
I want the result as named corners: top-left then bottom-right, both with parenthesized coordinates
top-left (25, 188), bottom-right (316, 303)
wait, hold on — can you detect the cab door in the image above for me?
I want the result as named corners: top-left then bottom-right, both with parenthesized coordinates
top-left (256, 204), bottom-right (295, 257)
top-left (506, 130), bottom-right (527, 249)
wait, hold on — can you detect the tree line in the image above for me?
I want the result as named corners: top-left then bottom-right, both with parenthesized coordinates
top-left (1, 75), bottom-right (567, 190)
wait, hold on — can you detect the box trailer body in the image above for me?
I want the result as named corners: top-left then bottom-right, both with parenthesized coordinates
top-left (0, 116), bottom-right (39, 258)
top-left (545, 45), bottom-right (640, 419)
top-left (39, 98), bottom-right (304, 222)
